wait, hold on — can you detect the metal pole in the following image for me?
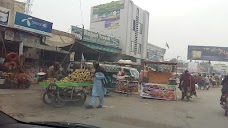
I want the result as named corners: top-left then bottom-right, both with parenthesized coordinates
top-left (61, 24), bottom-right (84, 65)
top-left (81, 24), bottom-right (84, 43)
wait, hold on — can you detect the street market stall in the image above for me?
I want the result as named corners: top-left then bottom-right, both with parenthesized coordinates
top-left (140, 61), bottom-right (177, 100)
top-left (0, 53), bottom-right (31, 89)
top-left (67, 61), bottom-right (139, 95)
top-left (111, 60), bottom-right (140, 95)
top-left (39, 69), bottom-right (93, 107)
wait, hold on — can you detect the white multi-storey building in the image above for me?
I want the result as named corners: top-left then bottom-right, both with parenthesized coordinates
top-left (90, 0), bottom-right (149, 60)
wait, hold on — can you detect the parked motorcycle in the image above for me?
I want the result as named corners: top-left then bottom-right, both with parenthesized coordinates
top-left (221, 93), bottom-right (228, 116)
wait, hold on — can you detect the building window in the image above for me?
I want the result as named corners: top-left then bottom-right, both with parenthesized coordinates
top-left (138, 44), bottom-right (141, 54)
top-left (131, 41), bottom-right (134, 52)
top-left (132, 20), bottom-right (135, 31)
top-left (139, 23), bottom-right (143, 34)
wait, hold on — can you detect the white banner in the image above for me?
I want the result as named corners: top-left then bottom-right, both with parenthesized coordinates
top-left (70, 52), bottom-right (75, 61)
top-left (0, 6), bottom-right (10, 26)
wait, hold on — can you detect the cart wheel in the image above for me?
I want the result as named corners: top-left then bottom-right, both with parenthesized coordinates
top-left (25, 81), bottom-right (31, 89)
top-left (42, 91), bottom-right (53, 105)
top-left (72, 90), bottom-right (87, 106)
top-left (51, 95), bottom-right (65, 108)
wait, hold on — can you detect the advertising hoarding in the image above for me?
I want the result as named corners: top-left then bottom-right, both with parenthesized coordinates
top-left (0, 6), bottom-right (10, 26)
top-left (92, 1), bottom-right (124, 15)
top-left (188, 45), bottom-right (228, 61)
top-left (140, 83), bottom-right (177, 101)
top-left (14, 12), bottom-right (53, 36)
top-left (92, 10), bottom-right (120, 23)
top-left (91, 1), bottom-right (124, 29)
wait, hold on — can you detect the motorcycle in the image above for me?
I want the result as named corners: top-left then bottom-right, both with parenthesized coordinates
top-left (221, 93), bottom-right (228, 116)
top-left (205, 83), bottom-right (210, 90)
top-left (186, 87), bottom-right (192, 101)
top-left (181, 86), bottom-right (192, 101)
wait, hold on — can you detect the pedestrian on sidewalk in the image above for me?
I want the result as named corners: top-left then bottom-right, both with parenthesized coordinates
top-left (86, 62), bottom-right (106, 109)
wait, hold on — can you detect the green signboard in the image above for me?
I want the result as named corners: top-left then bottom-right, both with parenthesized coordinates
top-left (92, 1), bottom-right (124, 15)
top-left (71, 26), bottom-right (121, 53)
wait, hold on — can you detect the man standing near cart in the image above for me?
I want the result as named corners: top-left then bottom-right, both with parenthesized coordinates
top-left (47, 62), bottom-right (62, 80)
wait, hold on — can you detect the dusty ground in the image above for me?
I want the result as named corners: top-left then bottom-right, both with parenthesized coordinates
top-left (0, 85), bottom-right (227, 128)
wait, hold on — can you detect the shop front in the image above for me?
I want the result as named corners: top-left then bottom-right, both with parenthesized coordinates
top-left (71, 26), bottom-right (122, 62)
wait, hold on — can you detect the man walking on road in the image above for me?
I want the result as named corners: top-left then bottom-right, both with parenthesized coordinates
top-left (180, 70), bottom-right (197, 100)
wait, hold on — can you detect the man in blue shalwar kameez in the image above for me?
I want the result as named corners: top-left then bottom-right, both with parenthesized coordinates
top-left (86, 63), bottom-right (106, 109)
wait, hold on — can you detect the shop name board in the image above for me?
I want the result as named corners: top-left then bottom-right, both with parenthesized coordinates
top-left (92, 0), bottom-right (124, 15)
top-left (0, 6), bottom-right (10, 26)
top-left (71, 26), bottom-right (120, 48)
top-left (14, 12), bottom-right (53, 36)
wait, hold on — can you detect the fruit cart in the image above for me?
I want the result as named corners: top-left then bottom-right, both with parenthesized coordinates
top-left (39, 82), bottom-right (92, 107)
top-left (39, 69), bottom-right (94, 107)
top-left (140, 61), bottom-right (178, 101)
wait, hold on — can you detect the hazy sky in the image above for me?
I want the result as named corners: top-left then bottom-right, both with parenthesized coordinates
top-left (16, 0), bottom-right (228, 61)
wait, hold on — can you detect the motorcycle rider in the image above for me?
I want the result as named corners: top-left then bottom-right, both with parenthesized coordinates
top-left (204, 75), bottom-right (210, 90)
top-left (220, 75), bottom-right (228, 104)
top-left (179, 70), bottom-right (197, 100)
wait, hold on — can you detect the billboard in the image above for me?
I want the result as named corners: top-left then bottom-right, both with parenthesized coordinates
top-left (188, 45), bottom-right (228, 61)
top-left (92, 1), bottom-right (124, 15)
top-left (0, 6), bottom-right (10, 26)
top-left (140, 83), bottom-right (177, 101)
top-left (91, 0), bottom-right (124, 29)
top-left (14, 12), bottom-right (53, 36)
top-left (92, 10), bottom-right (120, 23)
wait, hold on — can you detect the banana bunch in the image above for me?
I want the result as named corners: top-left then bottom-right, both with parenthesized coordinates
top-left (2, 72), bottom-right (10, 78)
top-left (44, 78), bottom-right (58, 83)
top-left (59, 69), bottom-right (93, 83)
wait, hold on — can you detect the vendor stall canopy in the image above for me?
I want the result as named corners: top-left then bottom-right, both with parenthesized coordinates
top-left (113, 60), bottom-right (140, 66)
top-left (62, 40), bottom-right (102, 55)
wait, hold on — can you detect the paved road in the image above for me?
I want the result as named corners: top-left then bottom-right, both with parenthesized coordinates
top-left (0, 85), bottom-right (227, 128)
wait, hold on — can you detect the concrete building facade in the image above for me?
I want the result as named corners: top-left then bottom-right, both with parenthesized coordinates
top-left (90, 0), bottom-right (149, 60)
top-left (0, 0), bottom-right (25, 27)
